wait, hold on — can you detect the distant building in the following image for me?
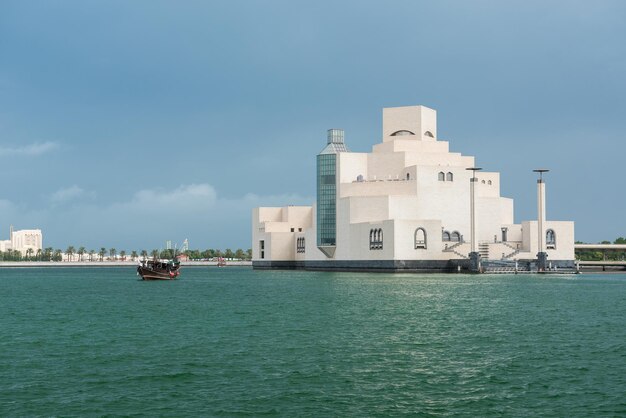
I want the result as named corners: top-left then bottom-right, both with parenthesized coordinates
top-left (0, 226), bottom-right (43, 255)
top-left (252, 105), bottom-right (575, 272)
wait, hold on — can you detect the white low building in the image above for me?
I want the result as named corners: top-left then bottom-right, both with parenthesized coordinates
top-left (252, 105), bottom-right (575, 273)
top-left (0, 226), bottom-right (43, 256)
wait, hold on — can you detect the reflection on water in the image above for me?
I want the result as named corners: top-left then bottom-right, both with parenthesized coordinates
top-left (1, 268), bottom-right (625, 416)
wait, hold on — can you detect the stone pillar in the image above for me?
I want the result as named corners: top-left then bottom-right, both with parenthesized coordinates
top-left (470, 176), bottom-right (477, 254)
top-left (469, 251), bottom-right (481, 273)
top-left (468, 173), bottom-right (481, 272)
top-left (536, 178), bottom-right (547, 272)
top-left (537, 252), bottom-right (548, 272)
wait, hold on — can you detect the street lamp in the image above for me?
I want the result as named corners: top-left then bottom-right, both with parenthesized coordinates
top-left (466, 167), bottom-right (482, 272)
top-left (533, 169), bottom-right (549, 272)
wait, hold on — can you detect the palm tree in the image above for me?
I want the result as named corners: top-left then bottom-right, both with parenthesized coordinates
top-left (140, 250), bottom-right (148, 261)
top-left (89, 250), bottom-right (95, 262)
top-left (66, 246), bottom-right (75, 262)
top-left (26, 248), bottom-right (34, 261)
top-left (44, 247), bottom-right (53, 261)
top-left (120, 250), bottom-right (126, 261)
top-left (53, 249), bottom-right (62, 261)
top-left (131, 251), bottom-right (138, 261)
top-left (160, 249), bottom-right (174, 259)
top-left (151, 249), bottom-right (159, 259)
top-left (99, 247), bottom-right (106, 261)
top-left (36, 248), bottom-right (42, 261)
top-left (109, 248), bottom-right (116, 260)
top-left (78, 247), bottom-right (86, 262)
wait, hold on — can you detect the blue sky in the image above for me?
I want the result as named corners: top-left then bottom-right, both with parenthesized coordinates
top-left (1, 0), bottom-right (625, 250)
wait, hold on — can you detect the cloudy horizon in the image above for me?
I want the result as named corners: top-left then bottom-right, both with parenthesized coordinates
top-left (1, 0), bottom-right (625, 250)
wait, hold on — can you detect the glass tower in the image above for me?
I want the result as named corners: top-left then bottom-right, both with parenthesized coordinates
top-left (317, 129), bottom-right (348, 257)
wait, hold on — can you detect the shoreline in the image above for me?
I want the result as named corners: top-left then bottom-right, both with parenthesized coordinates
top-left (0, 261), bottom-right (252, 268)
top-left (0, 260), bottom-right (621, 273)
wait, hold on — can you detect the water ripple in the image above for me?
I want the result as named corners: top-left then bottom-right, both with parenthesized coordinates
top-left (1, 268), bottom-right (625, 416)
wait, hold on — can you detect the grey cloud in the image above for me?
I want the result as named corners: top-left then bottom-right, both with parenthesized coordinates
top-left (1, 184), bottom-right (311, 249)
top-left (0, 141), bottom-right (59, 157)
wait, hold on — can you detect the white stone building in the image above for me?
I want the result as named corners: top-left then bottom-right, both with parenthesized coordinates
top-left (0, 226), bottom-right (43, 256)
top-left (252, 105), bottom-right (575, 272)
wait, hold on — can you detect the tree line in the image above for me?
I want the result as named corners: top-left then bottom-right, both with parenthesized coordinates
top-left (0, 247), bottom-right (253, 262)
top-left (575, 237), bottom-right (626, 261)
top-left (3, 238), bottom-right (625, 262)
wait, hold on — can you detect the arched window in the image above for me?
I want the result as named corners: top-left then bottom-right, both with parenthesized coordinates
top-left (438, 172), bottom-right (445, 181)
top-left (391, 130), bottom-right (415, 136)
top-left (446, 172), bottom-right (453, 182)
top-left (370, 228), bottom-right (383, 250)
top-left (406, 173), bottom-right (410, 180)
top-left (414, 228), bottom-right (427, 249)
top-left (546, 229), bottom-right (556, 249)
top-left (296, 237), bottom-right (306, 253)
top-left (357, 174), bottom-right (364, 182)
top-left (442, 231), bottom-right (451, 242)
top-left (424, 131), bottom-right (434, 138)
top-left (451, 231), bottom-right (461, 242)
top-left (481, 180), bottom-right (486, 184)
top-left (488, 180), bottom-right (492, 185)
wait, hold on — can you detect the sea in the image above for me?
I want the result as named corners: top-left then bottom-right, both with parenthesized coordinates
top-left (1, 267), bottom-right (625, 417)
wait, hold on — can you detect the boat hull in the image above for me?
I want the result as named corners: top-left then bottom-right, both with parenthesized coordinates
top-left (137, 266), bottom-right (180, 280)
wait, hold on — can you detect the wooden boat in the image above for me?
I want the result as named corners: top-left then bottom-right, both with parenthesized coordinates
top-left (137, 257), bottom-right (181, 280)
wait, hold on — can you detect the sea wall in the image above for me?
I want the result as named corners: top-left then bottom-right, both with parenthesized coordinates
top-left (0, 261), bottom-right (252, 268)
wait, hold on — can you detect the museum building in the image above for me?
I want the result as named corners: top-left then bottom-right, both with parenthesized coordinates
top-left (252, 105), bottom-right (575, 272)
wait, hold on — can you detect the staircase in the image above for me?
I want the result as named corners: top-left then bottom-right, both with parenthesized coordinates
top-left (478, 242), bottom-right (490, 259)
top-left (443, 241), bottom-right (468, 259)
top-left (501, 242), bottom-right (521, 260)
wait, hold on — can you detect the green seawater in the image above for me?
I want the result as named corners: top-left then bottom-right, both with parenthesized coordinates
top-left (1, 267), bottom-right (625, 417)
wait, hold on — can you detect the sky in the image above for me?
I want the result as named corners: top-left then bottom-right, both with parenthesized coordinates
top-left (1, 0), bottom-right (625, 251)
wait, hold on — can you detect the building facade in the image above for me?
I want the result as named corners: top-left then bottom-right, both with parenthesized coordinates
top-left (252, 105), bottom-right (575, 272)
top-left (0, 226), bottom-right (43, 256)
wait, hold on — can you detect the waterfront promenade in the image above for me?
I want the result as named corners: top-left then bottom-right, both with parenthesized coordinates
top-left (0, 260), bottom-right (252, 268)
top-left (2, 260), bottom-right (619, 273)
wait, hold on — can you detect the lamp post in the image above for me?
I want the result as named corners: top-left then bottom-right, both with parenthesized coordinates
top-left (533, 169), bottom-right (549, 272)
top-left (466, 167), bottom-right (482, 272)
